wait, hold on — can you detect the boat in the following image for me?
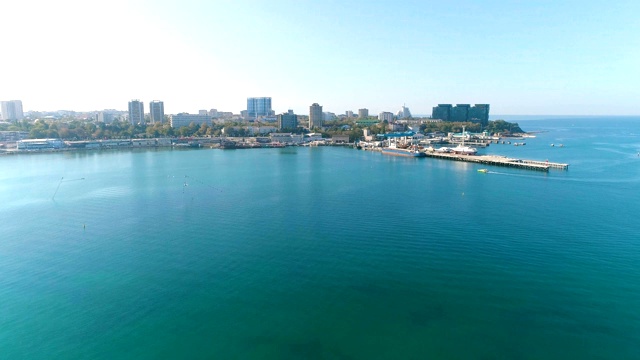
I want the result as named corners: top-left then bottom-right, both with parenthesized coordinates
top-left (381, 147), bottom-right (425, 157)
top-left (451, 144), bottom-right (477, 155)
top-left (477, 169), bottom-right (489, 173)
top-left (381, 138), bottom-right (425, 157)
top-left (451, 126), bottom-right (478, 155)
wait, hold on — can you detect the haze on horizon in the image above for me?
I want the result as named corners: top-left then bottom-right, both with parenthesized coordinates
top-left (2, 0), bottom-right (639, 116)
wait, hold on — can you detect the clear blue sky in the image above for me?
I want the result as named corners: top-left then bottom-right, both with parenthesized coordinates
top-left (3, 0), bottom-right (639, 115)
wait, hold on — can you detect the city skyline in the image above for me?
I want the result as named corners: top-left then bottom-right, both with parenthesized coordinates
top-left (2, 0), bottom-right (639, 115)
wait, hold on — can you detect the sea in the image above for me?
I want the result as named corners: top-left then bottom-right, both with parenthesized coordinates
top-left (1, 116), bottom-right (639, 359)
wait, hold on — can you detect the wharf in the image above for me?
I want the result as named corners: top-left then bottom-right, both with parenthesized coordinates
top-left (423, 152), bottom-right (569, 172)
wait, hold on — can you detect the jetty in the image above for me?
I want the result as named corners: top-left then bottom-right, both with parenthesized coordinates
top-left (423, 151), bottom-right (569, 172)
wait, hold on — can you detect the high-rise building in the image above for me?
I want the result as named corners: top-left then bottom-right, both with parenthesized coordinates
top-left (149, 100), bottom-right (164, 124)
top-left (450, 104), bottom-right (471, 122)
top-left (397, 104), bottom-right (412, 119)
top-left (358, 108), bottom-right (369, 118)
top-left (277, 110), bottom-right (298, 130)
top-left (309, 103), bottom-right (323, 129)
top-left (0, 100), bottom-right (24, 121)
top-left (128, 100), bottom-right (144, 125)
top-left (432, 104), bottom-right (452, 121)
top-left (432, 103), bottom-right (490, 125)
top-left (346, 110), bottom-right (354, 118)
top-left (378, 112), bottom-right (394, 122)
top-left (468, 104), bottom-right (490, 126)
top-left (247, 97), bottom-right (272, 119)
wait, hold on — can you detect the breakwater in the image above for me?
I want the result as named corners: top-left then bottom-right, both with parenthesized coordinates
top-left (423, 151), bottom-right (568, 171)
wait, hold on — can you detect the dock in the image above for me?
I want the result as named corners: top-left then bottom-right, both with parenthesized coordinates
top-left (423, 152), bottom-right (569, 172)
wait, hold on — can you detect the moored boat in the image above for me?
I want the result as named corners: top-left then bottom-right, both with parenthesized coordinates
top-left (381, 147), bottom-right (425, 157)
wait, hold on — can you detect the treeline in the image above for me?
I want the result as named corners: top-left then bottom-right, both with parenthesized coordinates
top-left (0, 118), bottom-right (524, 141)
top-left (0, 120), bottom-right (265, 140)
top-left (420, 120), bottom-right (523, 134)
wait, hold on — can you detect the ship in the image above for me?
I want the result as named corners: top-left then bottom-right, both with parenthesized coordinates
top-left (450, 126), bottom-right (477, 155)
top-left (381, 147), bottom-right (426, 157)
top-left (381, 136), bottom-right (425, 157)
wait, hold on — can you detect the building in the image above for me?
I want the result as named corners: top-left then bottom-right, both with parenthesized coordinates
top-left (149, 101), bottom-right (165, 124)
top-left (128, 100), bottom-right (144, 125)
top-left (277, 110), bottom-right (298, 130)
top-left (432, 104), bottom-right (490, 125)
top-left (432, 104), bottom-right (452, 121)
top-left (0, 100), bottom-right (24, 121)
top-left (169, 113), bottom-right (212, 128)
top-left (247, 97), bottom-right (273, 119)
top-left (358, 108), bottom-right (369, 118)
top-left (323, 112), bottom-right (336, 121)
top-left (468, 104), bottom-right (490, 126)
top-left (346, 110), bottom-right (354, 118)
top-left (16, 138), bottom-right (64, 150)
top-left (270, 133), bottom-right (304, 145)
top-left (378, 112), bottom-right (394, 122)
top-left (309, 103), bottom-right (323, 129)
top-left (96, 111), bottom-right (115, 124)
top-left (450, 104), bottom-right (470, 122)
top-left (397, 104), bottom-right (412, 119)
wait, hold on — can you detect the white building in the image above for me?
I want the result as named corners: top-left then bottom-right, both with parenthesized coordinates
top-left (378, 112), bottom-right (394, 122)
top-left (0, 100), bottom-right (24, 121)
top-left (149, 101), bottom-right (165, 124)
top-left (170, 113), bottom-right (212, 128)
top-left (309, 103), bottom-right (323, 128)
top-left (397, 104), bottom-right (412, 119)
top-left (128, 100), bottom-right (144, 124)
top-left (270, 133), bottom-right (304, 144)
top-left (17, 138), bottom-right (64, 150)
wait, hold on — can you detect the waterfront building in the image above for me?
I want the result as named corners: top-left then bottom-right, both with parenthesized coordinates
top-left (431, 104), bottom-right (452, 121)
top-left (149, 101), bottom-right (165, 124)
top-left (169, 113), bottom-right (212, 128)
top-left (277, 110), bottom-right (298, 130)
top-left (305, 133), bottom-right (323, 142)
top-left (247, 97), bottom-right (273, 119)
top-left (378, 112), bottom-right (394, 122)
top-left (331, 135), bottom-right (350, 143)
top-left (432, 104), bottom-right (490, 125)
top-left (358, 108), bottom-right (369, 118)
top-left (16, 138), bottom-right (64, 150)
top-left (450, 104), bottom-right (471, 122)
top-left (0, 100), bottom-right (24, 121)
top-left (309, 103), bottom-right (323, 129)
top-left (0, 131), bottom-right (28, 142)
top-left (270, 132), bottom-right (304, 144)
top-left (468, 104), bottom-right (490, 126)
top-left (128, 100), bottom-right (144, 125)
top-left (397, 104), bottom-right (412, 119)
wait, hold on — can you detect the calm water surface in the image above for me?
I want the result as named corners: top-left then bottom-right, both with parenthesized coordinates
top-left (1, 117), bottom-right (639, 359)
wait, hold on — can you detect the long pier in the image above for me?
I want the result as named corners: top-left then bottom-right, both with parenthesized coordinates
top-left (423, 152), bottom-right (569, 172)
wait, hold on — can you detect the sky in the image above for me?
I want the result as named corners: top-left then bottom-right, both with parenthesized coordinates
top-left (2, 0), bottom-right (639, 115)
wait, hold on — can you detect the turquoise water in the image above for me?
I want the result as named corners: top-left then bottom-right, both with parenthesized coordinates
top-left (1, 117), bottom-right (639, 359)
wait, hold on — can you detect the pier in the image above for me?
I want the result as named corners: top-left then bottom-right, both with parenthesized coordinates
top-left (423, 152), bottom-right (569, 172)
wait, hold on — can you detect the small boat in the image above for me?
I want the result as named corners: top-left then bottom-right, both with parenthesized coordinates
top-left (477, 169), bottom-right (489, 173)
